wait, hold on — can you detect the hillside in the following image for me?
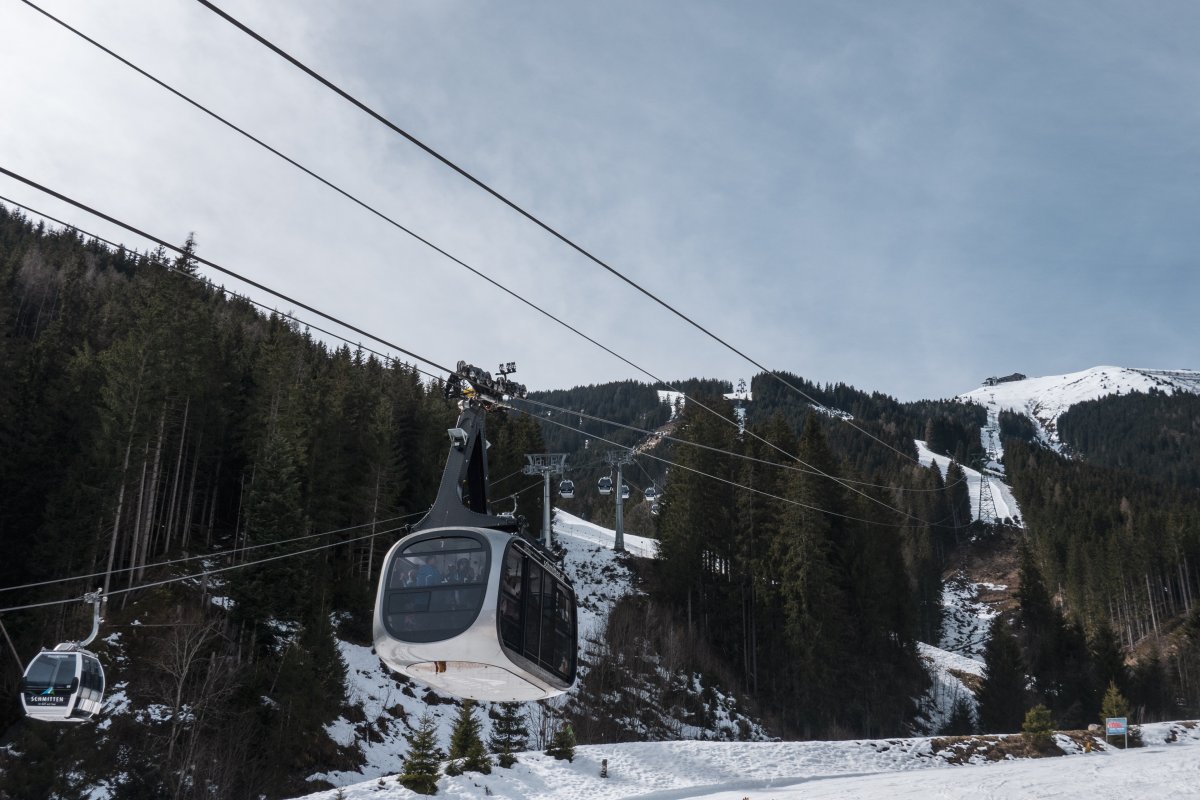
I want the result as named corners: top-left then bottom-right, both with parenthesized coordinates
top-left (959, 366), bottom-right (1200, 450)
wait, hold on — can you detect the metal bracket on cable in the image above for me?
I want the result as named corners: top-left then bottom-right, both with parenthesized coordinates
top-left (78, 589), bottom-right (105, 648)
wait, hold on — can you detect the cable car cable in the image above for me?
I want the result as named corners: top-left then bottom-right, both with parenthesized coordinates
top-left (14, 4), bottom-right (952, 513)
top-left (0, 195), bottom-right (449, 396)
top-left (0, 509), bottom-right (426, 595)
top-left (0, 184), bottom-right (942, 524)
top-left (0, 525), bottom-right (402, 616)
top-left (192, 0), bottom-right (936, 470)
top-left (516, 407), bottom-right (958, 530)
top-left (0, 167), bottom-right (456, 378)
top-left (516, 396), bottom-right (969, 493)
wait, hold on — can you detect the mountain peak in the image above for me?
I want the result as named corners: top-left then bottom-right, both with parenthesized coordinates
top-left (959, 366), bottom-right (1200, 449)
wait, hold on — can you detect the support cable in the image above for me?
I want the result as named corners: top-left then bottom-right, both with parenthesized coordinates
top-left (0, 510), bottom-right (426, 595)
top-left (14, 0), bottom-right (949, 515)
top-left (0, 526), bottom-right (402, 615)
top-left (513, 407), bottom-right (954, 530)
top-left (0, 166), bottom-right (454, 377)
top-left (194, 0), bottom-right (931, 468)
top-left (0, 193), bottom-right (936, 530)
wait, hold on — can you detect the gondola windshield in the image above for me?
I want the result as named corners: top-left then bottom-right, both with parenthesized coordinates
top-left (383, 534), bottom-right (489, 643)
top-left (23, 653), bottom-right (77, 705)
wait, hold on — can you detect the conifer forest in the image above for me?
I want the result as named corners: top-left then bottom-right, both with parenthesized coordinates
top-left (1, 206), bottom-right (1199, 797)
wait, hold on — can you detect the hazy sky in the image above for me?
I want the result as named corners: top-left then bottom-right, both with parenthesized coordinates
top-left (2, 1), bottom-right (1197, 401)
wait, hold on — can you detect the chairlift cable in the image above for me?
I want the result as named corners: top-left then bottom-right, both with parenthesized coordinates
top-left (516, 397), bottom-right (968, 493)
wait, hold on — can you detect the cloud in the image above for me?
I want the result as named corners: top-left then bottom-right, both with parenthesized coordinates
top-left (2, 0), bottom-right (1195, 402)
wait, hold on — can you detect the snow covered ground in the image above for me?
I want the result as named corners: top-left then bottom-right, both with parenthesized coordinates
top-left (915, 440), bottom-right (1022, 525)
top-left (292, 721), bottom-right (1200, 799)
top-left (959, 366), bottom-right (1200, 450)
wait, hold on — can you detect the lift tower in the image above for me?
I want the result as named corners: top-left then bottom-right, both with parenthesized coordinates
top-left (605, 449), bottom-right (635, 552)
top-left (523, 453), bottom-right (568, 549)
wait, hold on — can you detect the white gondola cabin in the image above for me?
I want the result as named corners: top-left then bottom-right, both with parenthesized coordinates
top-left (597, 476), bottom-right (613, 496)
top-left (20, 644), bottom-right (105, 723)
top-left (558, 479), bottom-right (575, 499)
top-left (372, 364), bottom-right (577, 702)
top-left (374, 529), bottom-right (576, 701)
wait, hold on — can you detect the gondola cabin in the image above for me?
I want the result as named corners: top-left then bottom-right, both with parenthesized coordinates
top-left (20, 644), bottom-right (105, 723)
top-left (645, 486), bottom-right (658, 501)
top-left (620, 484), bottom-right (630, 500)
top-left (373, 529), bottom-right (577, 702)
top-left (597, 476), bottom-right (613, 496)
top-left (558, 479), bottom-right (575, 499)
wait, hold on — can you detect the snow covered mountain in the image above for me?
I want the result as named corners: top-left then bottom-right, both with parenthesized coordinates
top-left (958, 366), bottom-right (1200, 451)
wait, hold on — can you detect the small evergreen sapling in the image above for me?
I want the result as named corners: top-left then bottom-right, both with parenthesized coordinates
top-left (545, 722), bottom-right (576, 762)
top-left (489, 701), bottom-right (530, 768)
top-left (400, 712), bottom-right (442, 795)
top-left (446, 700), bottom-right (492, 775)
top-left (1021, 704), bottom-right (1055, 751)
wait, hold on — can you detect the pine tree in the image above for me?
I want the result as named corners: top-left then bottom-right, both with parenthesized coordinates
top-left (944, 694), bottom-right (976, 736)
top-left (489, 702), bottom-right (529, 768)
top-left (976, 619), bottom-right (1028, 734)
top-left (545, 721), bottom-right (576, 762)
top-left (1021, 703), bottom-right (1054, 750)
top-left (399, 712), bottom-right (442, 795)
top-left (446, 700), bottom-right (491, 775)
top-left (1100, 680), bottom-right (1129, 723)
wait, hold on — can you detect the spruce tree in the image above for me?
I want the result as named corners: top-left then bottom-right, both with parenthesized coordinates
top-left (489, 702), bottom-right (529, 768)
top-left (399, 712), bottom-right (442, 795)
top-left (1021, 703), bottom-right (1054, 750)
top-left (944, 694), bottom-right (976, 736)
top-left (976, 619), bottom-right (1028, 734)
top-left (545, 721), bottom-right (576, 762)
top-left (1100, 680), bottom-right (1129, 723)
top-left (446, 700), bottom-right (492, 775)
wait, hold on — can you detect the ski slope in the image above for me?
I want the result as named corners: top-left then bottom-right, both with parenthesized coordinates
top-left (959, 366), bottom-right (1200, 450)
top-left (915, 440), bottom-right (1022, 525)
top-left (293, 721), bottom-right (1200, 799)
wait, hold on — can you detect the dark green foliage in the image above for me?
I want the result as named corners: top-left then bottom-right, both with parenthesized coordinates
top-left (447, 700), bottom-right (492, 775)
top-left (998, 410), bottom-right (1038, 443)
top-left (1058, 389), bottom-right (1200, 489)
top-left (1021, 703), bottom-right (1054, 749)
top-left (545, 722), bottom-right (576, 762)
top-left (977, 620), bottom-right (1028, 734)
top-left (489, 702), bottom-right (529, 768)
top-left (652, 393), bottom-right (929, 739)
top-left (400, 712), bottom-right (442, 795)
top-left (0, 207), bottom-right (459, 793)
top-left (1100, 680), bottom-right (1129, 723)
top-left (944, 694), bottom-right (976, 736)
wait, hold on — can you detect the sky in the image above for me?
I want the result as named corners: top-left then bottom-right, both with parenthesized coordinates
top-left (2, 0), bottom-right (1198, 401)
